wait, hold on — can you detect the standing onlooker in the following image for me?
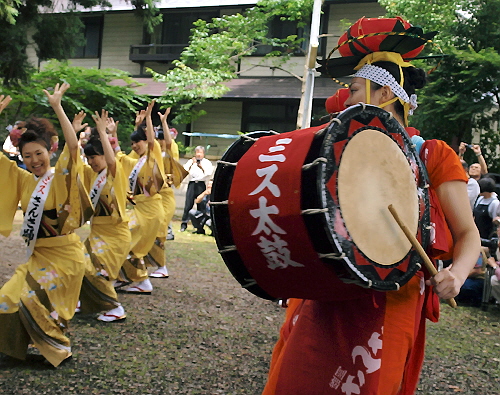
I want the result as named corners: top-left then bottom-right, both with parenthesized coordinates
top-left (461, 160), bottom-right (480, 210)
top-left (474, 177), bottom-right (500, 240)
top-left (180, 146), bottom-right (213, 232)
top-left (459, 142), bottom-right (488, 180)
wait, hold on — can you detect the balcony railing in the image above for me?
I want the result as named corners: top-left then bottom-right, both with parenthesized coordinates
top-left (129, 44), bottom-right (187, 63)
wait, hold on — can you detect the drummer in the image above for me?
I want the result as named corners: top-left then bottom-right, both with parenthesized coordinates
top-left (262, 17), bottom-right (480, 395)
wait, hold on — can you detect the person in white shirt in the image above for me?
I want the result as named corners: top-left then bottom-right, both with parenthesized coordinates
top-left (180, 146), bottom-right (213, 232)
top-left (461, 160), bottom-right (480, 210)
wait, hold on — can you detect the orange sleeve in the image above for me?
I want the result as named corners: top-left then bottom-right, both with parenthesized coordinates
top-left (423, 140), bottom-right (468, 189)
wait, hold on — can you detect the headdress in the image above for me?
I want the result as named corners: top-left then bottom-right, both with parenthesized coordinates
top-left (325, 88), bottom-right (349, 114)
top-left (318, 17), bottom-right (438, 126)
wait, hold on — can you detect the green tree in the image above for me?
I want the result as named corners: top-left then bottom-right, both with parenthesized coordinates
top-left (0, 0), bottom-right (162, 86)
top-left (150, 0), bottom-right (314, 125)
top-left (380, 0), bottom-right (500, 171)
top-left (0, 60), bottom-right (146, 148)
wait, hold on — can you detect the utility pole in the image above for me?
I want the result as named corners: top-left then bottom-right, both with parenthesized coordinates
top-left (296, 0), bottom-right (323, 130)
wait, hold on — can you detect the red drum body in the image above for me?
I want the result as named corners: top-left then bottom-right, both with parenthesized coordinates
top-left (211, 104), bottom-right (430, 301)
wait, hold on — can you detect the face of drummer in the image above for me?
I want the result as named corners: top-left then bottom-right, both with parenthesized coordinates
top-left (345, 78), bottom-right (394, 108)
top-left (131, 139), bottom-right (147, 156)
top-left (21, 141), bottom-right (53, 177)
top-left (87, 154), bottom-right (107, 173)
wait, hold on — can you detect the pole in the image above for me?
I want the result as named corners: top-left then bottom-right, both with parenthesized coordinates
top-left (296, 0), bottom-right (323, 130)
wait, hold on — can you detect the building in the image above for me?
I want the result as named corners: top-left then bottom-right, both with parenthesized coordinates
top-left (27, 0), bottom-right (385, 158)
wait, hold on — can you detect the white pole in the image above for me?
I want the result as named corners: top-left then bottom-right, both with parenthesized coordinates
top-left (297, 0), bottom-right (323, 130)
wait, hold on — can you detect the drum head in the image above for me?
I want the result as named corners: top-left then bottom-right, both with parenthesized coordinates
top-left (337, 128), bottom-right (418, 265)
top-left (313, 104), bottom-right (430, 291)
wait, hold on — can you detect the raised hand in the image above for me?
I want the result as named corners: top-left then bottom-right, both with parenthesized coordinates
top-left (0, 95), bottom-right (12, 114)
top-left (158, 107), bottom-right (171, 124)
top-left (43, 82), bottom-right (70, 108)
top-left (72, 111), bottom-right (88, 133)
top-left (106, 117), bottom-right (119, 135)
top-left (92, 109), bottom-right (109, 135)
top-left (135, 110), bottom-right (147, 128)
top-left (145, 99), bottom-right (156, 117)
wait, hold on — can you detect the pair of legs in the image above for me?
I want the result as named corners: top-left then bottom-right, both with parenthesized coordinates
top-left (181, 181), bottom-right (206, 231)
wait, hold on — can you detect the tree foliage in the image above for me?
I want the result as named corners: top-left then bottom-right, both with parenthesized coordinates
top-left (381, 0), bottom-right (500, 171)
top-left (151, 0), bottom-right (314, 125)
top-left (0, 60), bottom-right (146, 147)
top-left (0, 0), bottom-right (162, 86)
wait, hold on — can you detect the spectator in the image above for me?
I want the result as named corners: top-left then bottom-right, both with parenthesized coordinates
top-left (458, 142), bottom-right (488, 180)
top-left (461, 159), bottom-right (480, 210)
top-left (188, 180), bottom-right (212, 235)
top-left (3, 121), bottom-right (26, 169)
top-left (473, 177), bottom-right (500, 240)
top-left (180, 146), bottom-right (213, 232)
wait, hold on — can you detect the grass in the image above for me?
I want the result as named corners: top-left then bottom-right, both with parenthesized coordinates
top-left (0, 218), bottom-right (500, 394)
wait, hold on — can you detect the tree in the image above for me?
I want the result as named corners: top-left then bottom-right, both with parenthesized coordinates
top-left (150, 0), bottom-right (314, 125)
top-left (380, 0), bottom-right (500, 171)
top-left (0, 0), bottom-right (162, 86)
top-left (0, 60), bottom-right (147, 148)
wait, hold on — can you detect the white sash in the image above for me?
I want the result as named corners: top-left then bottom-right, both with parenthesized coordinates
top-left (90, 169), bottom-right (107, 210)
top-left (20, 169), bottom-right (55, 258)
top-left (128, 155), bottom-right (147, 195)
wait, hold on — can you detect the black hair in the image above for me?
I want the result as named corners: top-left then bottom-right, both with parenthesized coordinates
top-left (157, 127), bottom-right (165, 140)
top-left (460, 159), bottom-right (469, 171)
top-left (478, 177), bottom-right (496, 193)
top-left (130, 125), bottom-right (147, 142)
top-left (84, 135), bottom-right (104, 156)
top-left (19, 117), bottom-right (58, 154)
top-left (369, 61), bottom-right (427, 120)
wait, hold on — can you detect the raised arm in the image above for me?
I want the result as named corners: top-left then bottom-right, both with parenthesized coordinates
top-left (43, 83), bottom-right (79, 159)
top-left (145, 100), bottom-right (156, 152)
top-left (107, 117), bottom-right (119, 139)
top-left (92, 109), bottom-right (116, 177)
top-left (158, 107), bottom-right (172, 149)
top-left (471, 144), bottom-right (488, 174)
top-left (0, 95), bottom-right (12, 114)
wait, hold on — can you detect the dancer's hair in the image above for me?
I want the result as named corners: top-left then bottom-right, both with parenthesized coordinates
top-left (18, 117), bottom-right (58, 154)
top-left (84, 135), bottom-right (104, 156)
top-left (130, 125), bottom-right (147, 142)
top-left (369, 61), bottom-right (427, 120)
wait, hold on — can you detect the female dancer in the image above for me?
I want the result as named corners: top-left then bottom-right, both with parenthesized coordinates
top-left (115, 101), bottom-right (165, 294)
top-left (0, 84), bottom-right (93, 367)
top-left (262, 19), bottom-right (480, 395)
top-left (77, 110), bottom-right (131, 322)
top-left (147, 108), bottom-right (187, 278)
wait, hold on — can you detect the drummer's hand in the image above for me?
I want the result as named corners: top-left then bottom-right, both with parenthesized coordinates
top-left (426, 266), bottom-right (464, 300)
top-left (458, 142), bottom-right (467, 156)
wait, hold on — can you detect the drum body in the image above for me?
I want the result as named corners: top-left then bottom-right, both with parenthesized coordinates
top-left (211, 104), bottom-right (430, 301)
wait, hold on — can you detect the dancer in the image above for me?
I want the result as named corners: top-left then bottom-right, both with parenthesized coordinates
top-left (77, 110), bottom-right (131, 321)
top-left (147, 108), bottom-right (188, 278)
top-left (262, 18), bottom-right (480, 395)
top-left (0, 84), bottom-right (93, 367)
top-left (115, 101), bottom-right (165, 294)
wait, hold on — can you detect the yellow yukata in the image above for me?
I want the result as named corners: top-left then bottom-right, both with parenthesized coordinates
top-left (146, 141), bottom-right (188, 268)
top-left (79, 161), bottom-right (131, 314)
top-left (0, 146), bottom-right (93, 367)
top-left (117, 140), bottom-right (165, 282)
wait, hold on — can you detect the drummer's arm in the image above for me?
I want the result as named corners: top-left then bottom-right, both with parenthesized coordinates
top-left (428, 180), bottom-right (480, 299)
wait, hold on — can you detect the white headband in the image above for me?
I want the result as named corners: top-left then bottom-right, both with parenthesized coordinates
top-left (354, 64), bottom-right (418, 114)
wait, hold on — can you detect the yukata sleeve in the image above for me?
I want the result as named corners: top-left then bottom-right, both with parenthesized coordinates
top-left (53, 144), bottom-right (94, 235)
top-left (0, 153), bottom-right (29, 236)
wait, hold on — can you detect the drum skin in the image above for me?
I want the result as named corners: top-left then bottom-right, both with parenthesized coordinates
top-left (211, 104), bottom-right (430, 300)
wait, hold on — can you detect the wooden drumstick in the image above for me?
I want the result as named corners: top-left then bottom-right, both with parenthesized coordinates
top-left (387, 204), bottom-right (457, 308)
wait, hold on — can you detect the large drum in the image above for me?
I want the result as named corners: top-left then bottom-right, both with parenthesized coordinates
top-left (211, 104), bottom-right (430, 301)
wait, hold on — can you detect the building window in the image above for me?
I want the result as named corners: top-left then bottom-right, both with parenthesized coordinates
top-left (252, 17), bottom-right (308, 56)
top-left (73, 16), bottom-right (102, 58)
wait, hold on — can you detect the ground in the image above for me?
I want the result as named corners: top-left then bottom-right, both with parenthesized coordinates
top-left (0, 213), bottom-right (499, 394)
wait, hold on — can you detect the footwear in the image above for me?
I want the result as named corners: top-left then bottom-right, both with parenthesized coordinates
top-left (149, 266), bottom-right (169, 278)
top-left (167, 225), bottom-right (175, 240)
top-left (180, 223), bottom-right (187, 232)
top-left (75, 300), bottom-right (81, 313)
top-left (192, 229), bottom-right (205, 235)
top-left (124, 279), bottom-right (153, 294)
top-left (113, 280), bottom-right (131, 289)
top-left (97, 305), bottom-right (126, 322)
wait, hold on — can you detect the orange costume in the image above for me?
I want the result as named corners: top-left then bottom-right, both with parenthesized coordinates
top-left (262, 138), bottom-right (467, 395)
